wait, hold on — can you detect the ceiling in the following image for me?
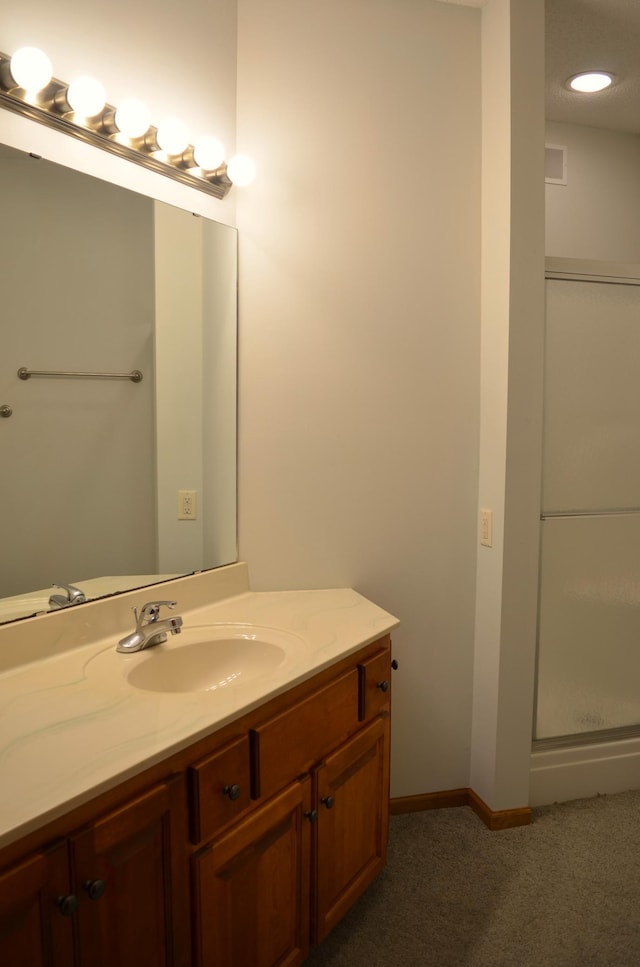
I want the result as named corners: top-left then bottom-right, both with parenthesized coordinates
top-left (546, 0), bottom-right (640, 134)
top-left (0, 3), bottom-right (635, 138)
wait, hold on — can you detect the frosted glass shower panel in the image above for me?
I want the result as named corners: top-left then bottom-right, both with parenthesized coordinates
top-left (543, 279), bottom-right (640, 514)
top-left (536, 515), bottom-right (640, 739)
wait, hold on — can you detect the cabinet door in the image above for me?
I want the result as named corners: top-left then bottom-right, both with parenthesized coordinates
top-left (0, 842), bottom-right (74, 967)
top-left (193, 778), bottom-right (311, 967)
top-left (313, 714), bottom-right (390, 943)
top-left (70, 777), bottom-right (188, 967)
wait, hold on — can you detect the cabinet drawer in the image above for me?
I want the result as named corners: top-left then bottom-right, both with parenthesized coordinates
top-left (189, 735), bottom-right (252, 844)
top-left (358, 647), bottom-right (391, 720)
top-left (251, 669), bottom-right (359, 800)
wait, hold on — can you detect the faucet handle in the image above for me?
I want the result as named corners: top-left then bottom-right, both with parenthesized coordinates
top-left (137, 600), bottom-right (178, 624)
top-left (49, 583), bottom-right (86, 607)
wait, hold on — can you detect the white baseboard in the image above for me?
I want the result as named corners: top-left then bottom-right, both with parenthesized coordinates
top-left (530, 735), bottom-right (640, 806)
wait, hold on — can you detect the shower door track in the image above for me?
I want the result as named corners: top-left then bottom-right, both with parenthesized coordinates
top-left (545, 257), bottom-right (640, 286)
top-left (533, 723), bottom-right (640, 753)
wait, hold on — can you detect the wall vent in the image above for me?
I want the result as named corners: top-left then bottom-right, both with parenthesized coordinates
top-left (545, 144), bottom-right (567, 185)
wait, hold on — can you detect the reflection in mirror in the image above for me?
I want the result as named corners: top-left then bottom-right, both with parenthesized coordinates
top-left (0, 144), bottom-right (237, 623)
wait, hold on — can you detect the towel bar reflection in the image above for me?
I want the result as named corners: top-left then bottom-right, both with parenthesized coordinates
top-left (18, 367), bottom-right (143, 383)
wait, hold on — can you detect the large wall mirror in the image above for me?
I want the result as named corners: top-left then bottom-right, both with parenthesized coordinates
top-left (0, 142), bottom-right (237, 623)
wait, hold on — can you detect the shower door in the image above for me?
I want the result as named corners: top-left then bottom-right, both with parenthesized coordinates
top-left (536, 259), bottom-right (640, 741)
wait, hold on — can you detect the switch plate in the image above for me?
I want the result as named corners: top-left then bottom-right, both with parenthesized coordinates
top-left (480, 508), bottom-right (493, 547)
top-left (178, 490), bottom-right (197, 520)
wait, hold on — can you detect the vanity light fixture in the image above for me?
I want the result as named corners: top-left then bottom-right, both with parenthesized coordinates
top-left (155, 118), bottom-right (190, 157)
top-left (114, 99), bottom-right (151, 140)
top-left (0, 46), bottom-right (256, 198)
top-left (65, 76), bottom-right (106, 118)
top-left (6, 46), bottom-right (52, 93)
top-left (568, 71), bottom-right (614, 93)
top-left (193, 136), bottom-right (225, 172)
top-left (226, 153), bottom-right (257, 187)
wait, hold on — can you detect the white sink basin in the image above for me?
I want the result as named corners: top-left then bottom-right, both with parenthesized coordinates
top-left (123, 624), bottom-right (306, 693)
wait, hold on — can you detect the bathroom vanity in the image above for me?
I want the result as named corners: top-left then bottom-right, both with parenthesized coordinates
top-left (0, 563), bottom-right (398, 966)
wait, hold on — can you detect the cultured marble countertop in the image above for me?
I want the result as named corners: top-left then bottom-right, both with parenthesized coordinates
top-left (0, 563), bottom-right (399, 851)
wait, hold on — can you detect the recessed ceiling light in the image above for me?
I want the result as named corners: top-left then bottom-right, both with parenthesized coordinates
top-left (568, 72), bottom-right (614, 93)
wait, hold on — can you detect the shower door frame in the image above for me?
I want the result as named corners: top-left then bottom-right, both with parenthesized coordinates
top-left (534, 256), bottom-right (640, 752)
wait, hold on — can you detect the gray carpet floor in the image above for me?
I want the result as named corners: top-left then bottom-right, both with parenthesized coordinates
top-left (307, 790), bottom-right (640, 966)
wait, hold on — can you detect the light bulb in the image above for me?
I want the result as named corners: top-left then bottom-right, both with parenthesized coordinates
top-left (115, 99), bottom-right (151, 139)
top-left (193, 137), bottom-right (225, 170)
top-left (10, 47), bottom-right (52, 93)
top-left (568, 72), bottom-right (614, 93)
top-left (156, 119), bottom-right (189, 155)
top-left (66, 76), bottom-right (106, 117)
top-left (227, 154), bottom-right (256, 187)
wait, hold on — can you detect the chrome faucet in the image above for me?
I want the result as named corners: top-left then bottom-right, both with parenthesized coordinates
top-left (49, 583), bottom-right (87, 608)
top-left (117, 600), bottom-right (183, 654)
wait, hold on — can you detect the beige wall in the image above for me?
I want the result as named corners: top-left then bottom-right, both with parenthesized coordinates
top-left (546, 121), bottom-right (640, 262)
top-left (235, 0), bottom-right (482, 796)
top-left (472, 0), bottom-right (545, 811)
top-left (0, 0), bottom-right (547, 806)
top-left (154, 204), bottom-right (205, 573)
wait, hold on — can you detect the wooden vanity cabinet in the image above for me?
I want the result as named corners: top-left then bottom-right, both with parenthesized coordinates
top-left (189, 734), bottom-right (253, 843)
top-left (0, 841), bottom-right (74, 967)
top-left (0, 776), bottom-right (188, 967)
top-left (69, 777), bottom-right (188, 967)
top-left (190, 636), bottom-right (392, 966)
top-left (0, 634), bottom-right (392, 967)
top-left (313, 713), bottom-right (390, 943)
top-left (192, 778), bottom-right (313, 967)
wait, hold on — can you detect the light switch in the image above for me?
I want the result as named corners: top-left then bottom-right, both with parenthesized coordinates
top-left (480, 508), bottom-right (493, 547)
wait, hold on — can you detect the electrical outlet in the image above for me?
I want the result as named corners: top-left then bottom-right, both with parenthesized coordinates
top-left (178, 490), bottom-right (197, 520)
